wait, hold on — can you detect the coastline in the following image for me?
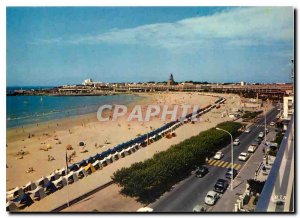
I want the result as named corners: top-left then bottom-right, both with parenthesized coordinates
top-left (6, 93), bottom-right (146, 129)
top-left (6, 93), bottom-right (150, 141)
top-left (8, 92), bottom-right (221, 189)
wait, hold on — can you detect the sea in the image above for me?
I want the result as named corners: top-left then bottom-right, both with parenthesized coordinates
top-left (6, 86), bottom-right (143, 128)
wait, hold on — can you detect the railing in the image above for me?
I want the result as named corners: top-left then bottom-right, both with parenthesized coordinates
top-left (255, 114), bottom-right (294, 212)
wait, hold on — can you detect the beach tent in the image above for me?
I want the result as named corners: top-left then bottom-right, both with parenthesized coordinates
top-left (65, 172), bottom-right (79, 184)
top-left (23, 181), bottom-right (37, 193)
top-left (119, 149), bottom-right (126, 158)
top-left (125, 147), bottom-right (132, 155)
top-left (79, 142), bottom-right (85, 146)
top-left (115, 144), bottom-right (123, 152)
top-left (111, 147), bottom-right (118, 154)
top-left (92, 160), bottom-right (102, 170)
top-left (87, 157), bottom-right (95, 164)
top-left (30, 186), bottom-right (46, 201)
top-left (6, 201), bottom-right (19, 212)
top-left (53, 177), bottom-right (67, 189)
top-left (58, 168), bottom-right (67, 176)
top-left (36, 176), bottom-right (50, 188)
top-left (93, 153), bottom-right (103, 160)
top-left (130, 145), bottom-right (136, 153)
top-left (44, 181), bottom-right (57, 195)
top-left (113, 152), bottom-right (120, 161)
top-left (78, 160), bottom-right (88, 168)
top-left (106, 154), bottom-right (113, 164)
top-left (76, 167), bottom-right (88, 179)
top-left (6, 187), bottom-right (24, 200)
top-left (100, 158), bottom-right (108, 167)
top-left (68, 164), bottom-right (79, 172)
top-left (134, 143), bottom-right (140, 150)
top-left (13, 193), bottom-right (33, 209)
top-left (84, 163), bottom-right (96, 174)
top-left (47, 172), bottom-right (60, 182)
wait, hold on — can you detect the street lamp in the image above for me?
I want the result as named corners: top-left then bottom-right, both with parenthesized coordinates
top-left (216, 127), bottom-right (234, 191)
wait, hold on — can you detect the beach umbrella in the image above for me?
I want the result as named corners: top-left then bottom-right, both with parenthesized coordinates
top-left (79, 142), bottom-right (85, 146)
top-left (47, 144), bottom-right (52, 149)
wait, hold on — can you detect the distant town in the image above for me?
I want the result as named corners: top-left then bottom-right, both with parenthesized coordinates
top-left (7, 74), bottom-right (292, 101)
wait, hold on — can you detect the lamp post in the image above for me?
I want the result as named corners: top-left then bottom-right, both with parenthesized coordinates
top-left (216, 127), bottom-right (234, 191)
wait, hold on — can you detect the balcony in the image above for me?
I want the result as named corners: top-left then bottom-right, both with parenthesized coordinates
top-left (255, 114), bottom-right (294, 212)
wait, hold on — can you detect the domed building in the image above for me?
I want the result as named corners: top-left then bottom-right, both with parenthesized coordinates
top-left (167, 73), bottom-right (175, 86)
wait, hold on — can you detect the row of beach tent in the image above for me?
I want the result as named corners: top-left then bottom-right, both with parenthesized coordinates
top-left (6, 97), bottom-right (225, 211)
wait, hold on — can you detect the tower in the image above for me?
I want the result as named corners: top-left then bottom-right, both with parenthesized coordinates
top-left (167, 73), bottom-right (175, 86)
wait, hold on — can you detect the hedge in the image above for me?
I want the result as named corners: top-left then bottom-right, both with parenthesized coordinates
top-left (112, 121), bottom-right (242, 203)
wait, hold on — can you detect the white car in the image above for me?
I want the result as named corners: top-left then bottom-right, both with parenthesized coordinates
top-left (270, 122), bottom-right (275, 126)
top-left (193, 204), bottom-right (207, 212)
top-left (245, 128), bottom-right (251, 133)
top-left (214, 151), bottom-right (224, 160)
top-left (238, 152), bottom-right (250, 161)
top-left (204, 191), bottom-right (219, 205)
top-left (258, 132), bottom-right (264, 138)
top-left (233, 138), bottom-right (240, 146)
top-left (248, 145), bottom-right (257, 153)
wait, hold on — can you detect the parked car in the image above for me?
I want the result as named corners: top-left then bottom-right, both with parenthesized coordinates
top-left (248, 144), bottom-right (257, 153)
top-left (245, 128), bottom-right (251, 133)
top-left (193, 204), bottom-right (207, 212)
top-left (214, 179), bottom-right (229, 193)
top-left (225, 168), bottom-right (238, 179)
top-left (233, 138), bottom-right (240, 146)
top-left (270, 122), bottom-right (275, 126)
top-left (204, 191), bottom-right (219, 205)
top-left (214, 151), bottom-right (224, 160)
top-left (258, 132), bottom-right (264, 138)
top-left (238, 152), bottom-right (250, 161)
top-left (195, 166), bottom-right (209, 178)
top-left (255, 137), bottom-right (262, 144)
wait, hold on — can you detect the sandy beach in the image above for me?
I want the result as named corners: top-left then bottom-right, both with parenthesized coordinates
top-left (7, 92), bottom-right (238, 191)
top-left (7, 92), bottom-right (245, 212)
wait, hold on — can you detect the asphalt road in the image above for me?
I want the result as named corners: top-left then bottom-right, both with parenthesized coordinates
top-left (151, 107), bottom-right (280, 212)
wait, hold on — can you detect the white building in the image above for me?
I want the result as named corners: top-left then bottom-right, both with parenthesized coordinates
top-left (83, 78), bottom-right (93, 85)
top-left (283, 96), bottom-right (294, 120)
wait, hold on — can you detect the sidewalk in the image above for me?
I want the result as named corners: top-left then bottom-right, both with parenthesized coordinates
top-left (212, 131), bottom-right (276, 212)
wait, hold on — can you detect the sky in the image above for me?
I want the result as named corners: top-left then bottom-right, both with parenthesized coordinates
top-left (7, 7), bottom-right (294, 86)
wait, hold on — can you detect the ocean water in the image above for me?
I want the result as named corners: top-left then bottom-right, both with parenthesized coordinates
top-left (6, 91), bottom-right (143, 128)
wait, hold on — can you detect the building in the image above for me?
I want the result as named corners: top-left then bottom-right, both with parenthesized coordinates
top-left (83, 78), bottom-right (93, 85)
top-left (283, 96), bottom-right (294, 120)
top-left (167, 74), bottom-right (175, 86)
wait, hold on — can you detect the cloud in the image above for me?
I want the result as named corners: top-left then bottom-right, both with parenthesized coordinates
top-left (37, 7), bottom-right (294, 49)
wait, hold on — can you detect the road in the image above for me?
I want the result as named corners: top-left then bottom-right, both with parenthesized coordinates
top-left (151, 107), bottom-right (280, 212)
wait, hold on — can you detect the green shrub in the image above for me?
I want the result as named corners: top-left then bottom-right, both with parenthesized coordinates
top-left (242, 111), bottom-right (263, 120)
top-left (112, 121), bottom-right (242, 203)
